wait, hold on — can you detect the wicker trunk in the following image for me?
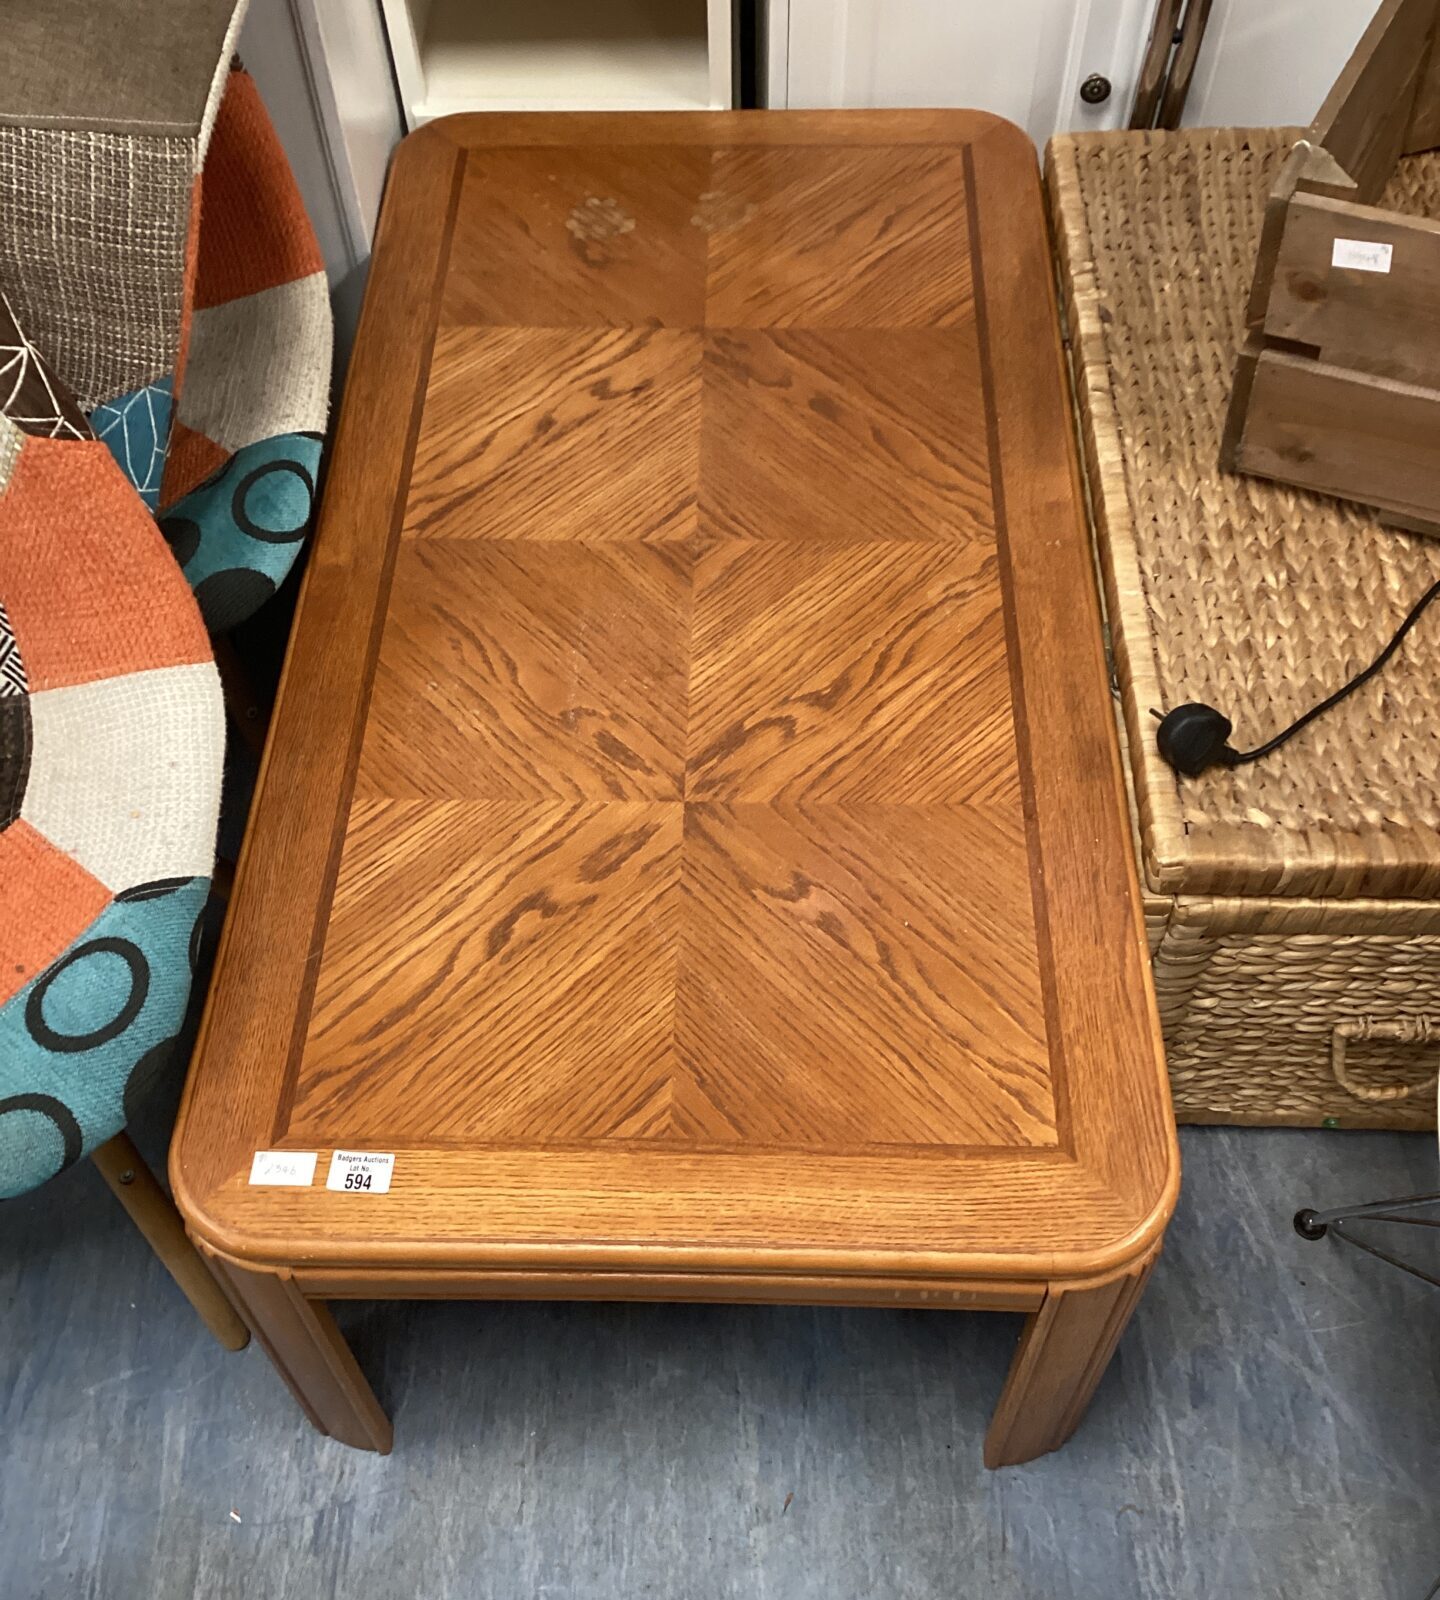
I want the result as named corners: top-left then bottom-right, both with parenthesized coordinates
top-left (1048, 127), bottom-right (1440, 1130)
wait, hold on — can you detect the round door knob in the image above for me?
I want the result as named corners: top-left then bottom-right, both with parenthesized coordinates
top-left (1080, 73), bottom-right (1113, 105)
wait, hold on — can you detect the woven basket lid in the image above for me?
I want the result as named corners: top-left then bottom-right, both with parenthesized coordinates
top-left (1049, 127), bottom-right (1440, 902)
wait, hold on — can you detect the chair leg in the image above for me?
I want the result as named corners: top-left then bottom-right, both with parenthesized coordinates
top-left (92, 1131), bottom-right (250, 1351)
top-left (212, 634), bottom-right (270, 758)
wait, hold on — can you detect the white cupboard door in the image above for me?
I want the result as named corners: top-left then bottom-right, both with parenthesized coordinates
top-left (773, 0), bottom-right (1158, 141)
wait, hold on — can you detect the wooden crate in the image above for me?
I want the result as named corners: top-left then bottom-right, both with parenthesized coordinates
top-left (1222, 0), bottom-right (1440, 530)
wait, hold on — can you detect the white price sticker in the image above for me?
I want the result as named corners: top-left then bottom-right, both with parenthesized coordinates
top-left (1332, 238), bottom-right (1393, 273)
top-left (249, 1150), bottom-right (318, 1187)
top-left (326, 1150), bottom-right (395, 1194)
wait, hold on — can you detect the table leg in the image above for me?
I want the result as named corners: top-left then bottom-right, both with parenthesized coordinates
top-left (983, 1255), bottom-right (1155, 1467)
top-left (212, 1260), bottom-right (393, 1453)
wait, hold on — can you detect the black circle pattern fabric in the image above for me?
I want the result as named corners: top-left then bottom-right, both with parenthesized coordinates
top-left (193, 567), bottom-right (277, 631)
top-left (159, 517), bottom-right (201, 568)
top-left (233, 458), bottom-right (315, 542)
top-left (122, 1034), bottom-right (184, 1125)
top-left (0, 1093), bottom-right (83, 1179)
top-left (25, 938), bottom-right (151, 1053)
top-left (1, 878), bottom-right (212, 1199)
top-left (158, 432), bottom-right (321, 634)
top-left (0, 278), bottom-right (228, 1202)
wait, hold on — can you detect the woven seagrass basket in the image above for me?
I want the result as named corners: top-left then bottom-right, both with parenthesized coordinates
top-left (1047, 127), bottom-right (1440, 1130)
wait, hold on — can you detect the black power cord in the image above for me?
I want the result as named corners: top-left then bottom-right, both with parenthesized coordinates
top-left (1155, 576), bottom-right (1440, 778)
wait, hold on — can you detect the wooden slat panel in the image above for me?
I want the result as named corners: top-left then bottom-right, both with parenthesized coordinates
top-left (1260, 192), bottom-right (1440, 388)
top-left (1231, 348), bottom-right (1440, 529)
top-left (1242, 143), bottom-right (1356, 331)
top-left (1308, 0), bottom-right (1439, 201)
top-left (1404, 16), bottom-right (1440, 151)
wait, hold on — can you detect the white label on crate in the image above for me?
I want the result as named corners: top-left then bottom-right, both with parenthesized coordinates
top-left (1331, 238), bottom-right (1393, 273)
top-left (326, 1150), bottom-right (395, 1194)
top-left (249, 1150), bottom-right (318, 1187)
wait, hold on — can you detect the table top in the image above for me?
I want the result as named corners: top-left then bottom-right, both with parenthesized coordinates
top-left (173, 111), bottom-right (1177, 1288)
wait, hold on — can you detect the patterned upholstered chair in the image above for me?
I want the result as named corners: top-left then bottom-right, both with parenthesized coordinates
top-left (0, 293), bottom-right (245, 1346)
top-left (153, 64), bottom-right (331, 639)
top-left (0, 4), bottom-right (329, 1342)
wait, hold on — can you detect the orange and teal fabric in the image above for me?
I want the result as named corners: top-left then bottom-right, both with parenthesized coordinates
top-left (156, 66), bottom-right (331, 633)
top-left (1, 23), bottom-right (331, 638)
top-left (0, 11), bottom-right (323, 1195)
top-left (0, 294), bottom-right (223, 1198)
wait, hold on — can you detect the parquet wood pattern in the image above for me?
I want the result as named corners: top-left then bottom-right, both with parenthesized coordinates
top-left (704, 146), bottom-right (974, 328)
top-left (292, 126), bottom-right (1045, 1153)
top-left (441, 146), bottom-right (711, 328)
top-left (697, 329), bottom-right (993, 543)
top-left (685, 539), bottom-right (1018, 805)
top-left (355, 541), bottom-right (692, 802)
top-left (403, 327), bottom-right (702, 543)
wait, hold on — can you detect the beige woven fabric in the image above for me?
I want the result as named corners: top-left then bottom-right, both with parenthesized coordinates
top-left (1049, 129), bottom-right (1440, 900)
top-left (180, 276), bottom-right (332, 452)
top-left (0, 416), bottom-right (19, 496)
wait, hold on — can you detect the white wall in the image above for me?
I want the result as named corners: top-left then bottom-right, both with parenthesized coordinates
top-left (1183, 0), bottom-right (1372, 129)
top-left (240, 0), bottom-right (403, 281)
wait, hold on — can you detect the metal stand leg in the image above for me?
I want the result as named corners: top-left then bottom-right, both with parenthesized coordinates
top-left (1293, 1192), bottom-right (1440, 1289)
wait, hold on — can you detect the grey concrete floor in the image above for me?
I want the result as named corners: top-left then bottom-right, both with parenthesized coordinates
top-left (1, 1071), bottom-right (1436, 1600)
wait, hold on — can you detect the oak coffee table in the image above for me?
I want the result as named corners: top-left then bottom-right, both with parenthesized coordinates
top-left (172, 110), bottom-right (1178, 1466)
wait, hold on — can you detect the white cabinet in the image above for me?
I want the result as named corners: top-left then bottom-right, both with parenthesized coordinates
top-left (770, 0), bottom-right (1158, 140)
top-left (769, 0), bottom-right (1379, 143)
top-left (380, 0), bottom-right (733, 126)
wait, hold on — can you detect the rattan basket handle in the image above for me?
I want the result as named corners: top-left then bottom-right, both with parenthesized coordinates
top-left (1330, 1018), bottom-right (1440, 1103)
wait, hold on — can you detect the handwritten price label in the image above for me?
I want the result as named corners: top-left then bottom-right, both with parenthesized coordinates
top-left (249, 1151), bottom-right (318, 1187)
top-left (1331, 238), bottom-right (1393, 273)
